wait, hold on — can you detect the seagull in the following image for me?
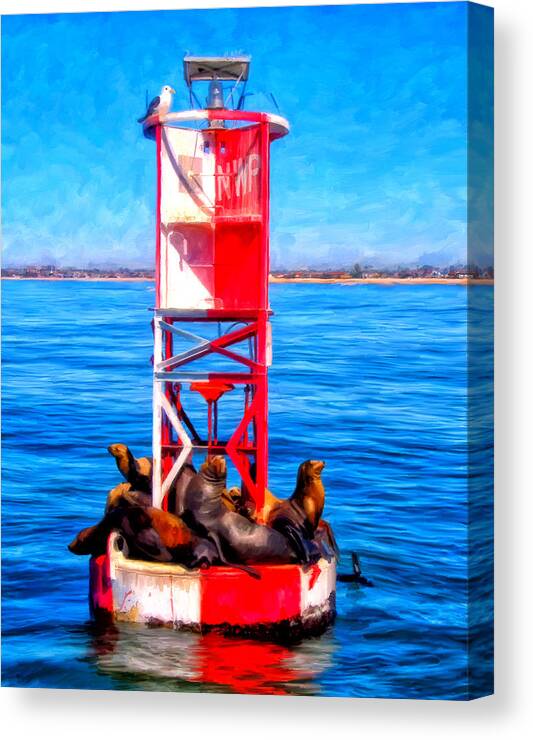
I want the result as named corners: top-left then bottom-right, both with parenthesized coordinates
top-left (137, 85), bottom-right (176, 123)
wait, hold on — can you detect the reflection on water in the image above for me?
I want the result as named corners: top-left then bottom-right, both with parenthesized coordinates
top-left (87, 622), bottom-right (336, 695)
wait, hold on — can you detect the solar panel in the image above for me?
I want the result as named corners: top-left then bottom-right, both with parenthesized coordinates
top-left (184, 56), bottom-right (251, 84)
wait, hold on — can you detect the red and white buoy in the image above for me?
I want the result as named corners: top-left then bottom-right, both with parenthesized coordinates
top-left (90, 57), bottom-right (336, 636)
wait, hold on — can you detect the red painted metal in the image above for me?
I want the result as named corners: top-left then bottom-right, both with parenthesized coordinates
top-left (207, 109), bottom-right (287, 141)
top-left (200, 565), bottom-right (301, 626)
top-left (190, 382), bottom-right (234, 451)
top-left (89, 554), bottom-right (113, 615)
top-left (190, 381), bottom-right (234, 404)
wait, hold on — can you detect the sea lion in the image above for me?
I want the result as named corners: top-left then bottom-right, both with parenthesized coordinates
top-left (166, 461), bottom-right (243, 517)
top-left (68, 505), bottom-right (218, 568)
top-left (108, 443), bottom-right (152, 493)
top-left (241, 460), bottom-right (340, 559)
top-left (105, 482), bottom-right (151, 513)
top-left (221, 485), bottom-right (247, 514)
top-left (260, 489), bottom-right (281, 523)
top-left (268, 460), bottom-right (325, 534)
top-left (266, 460), bottom-right (338, 560)
top-left (68, 523), bottom-right (108, 557)
top-left (166, 461), bottom-right (196, 517)
top-left (312, 520), bottom-right (340, 561)
top-left (182, 456), bottom-right (310, 568)
top-left (234, 463), bottom-right (281, 523)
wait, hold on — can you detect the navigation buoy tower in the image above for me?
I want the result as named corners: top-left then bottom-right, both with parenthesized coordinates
top-left (89, 57), bottom-right (336, 636)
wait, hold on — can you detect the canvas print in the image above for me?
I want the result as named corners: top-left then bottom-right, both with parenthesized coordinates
top-left (1, 1), bottom-right (494, 699)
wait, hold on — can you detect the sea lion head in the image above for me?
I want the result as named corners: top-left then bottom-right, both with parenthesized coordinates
top-left (297, 459), bottom-right (326, 485)
top-left (200, 455), bottom-right (227, 483)
top-left (108, 443), bottom-right (129, 459)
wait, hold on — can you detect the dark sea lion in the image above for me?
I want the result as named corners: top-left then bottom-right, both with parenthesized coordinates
top-left (165, 459), bottom-right (250, 517)
top-left (312, 520), bottom-right (340, 561)
top-left (183, 456), bottom-right (306, 569)
top-left (164, 459), bottom-right (243, 517)
top-left (318, 519), bottom-right (340, 559)
top-left (108, 443), bottom-right (152, 493)
top-left (166, 461), bottom-right (196, 517)
top-left (68, 505), bottom-right (218, 569)
top-left (105, 482), bottom-right (151, 513)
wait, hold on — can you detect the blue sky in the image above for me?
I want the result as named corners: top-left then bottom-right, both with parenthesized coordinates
top-left (1, 2), bottom-right (492, 269)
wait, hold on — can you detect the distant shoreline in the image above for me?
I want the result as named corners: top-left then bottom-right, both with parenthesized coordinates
top-left (1, 276), bottom-right (151, 282)
top-left (2, 276), bottom-right (494, 286)
top-left (269, 277), bottom-right (494, 286)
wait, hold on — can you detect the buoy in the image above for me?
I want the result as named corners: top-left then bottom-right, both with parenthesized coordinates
top-left (88, 55), bottom-right (337, 637)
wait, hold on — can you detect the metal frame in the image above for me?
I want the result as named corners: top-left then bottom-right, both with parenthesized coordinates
top-left (151, 310), bottom-right (270, 510)
top-left (151, 110), bottom-right (281, 513)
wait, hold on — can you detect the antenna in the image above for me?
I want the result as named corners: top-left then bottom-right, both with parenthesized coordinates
top-left (268, 92), bottom-right (280, 113)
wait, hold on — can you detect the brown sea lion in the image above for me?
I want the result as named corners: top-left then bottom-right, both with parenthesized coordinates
top-left (105, 482), bottom-right (151, 513)
top-left (108, 443), bottom-right (152, 493)
top-left (268, 461), bottom-right (325, 533)
top-left (233, 463), bottom-right (279, 523)
top-left (256, 488), bottom-right (281, 524)
top-left (68, 505), bottom-right (218, 568)
top-left (237, 461), bottom-right (339, 559)
top-left (221, 485), bottom-right (247, 514)
top-left (266, 460), bottom-right (338, 559)
top-left (182, 456), bottom-right (312, 569)
top-left (68, 524), bottom-right (108, 557)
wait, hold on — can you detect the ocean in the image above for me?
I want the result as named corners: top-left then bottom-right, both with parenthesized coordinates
top-left (1, 280), bottom-right (493, 698)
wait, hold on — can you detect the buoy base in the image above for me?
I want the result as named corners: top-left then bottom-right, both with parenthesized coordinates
top-left (89, 532), bottom-right (336, 640)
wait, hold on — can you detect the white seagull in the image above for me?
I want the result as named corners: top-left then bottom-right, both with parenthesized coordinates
top-left (138, 85), bottom-right (176, 123)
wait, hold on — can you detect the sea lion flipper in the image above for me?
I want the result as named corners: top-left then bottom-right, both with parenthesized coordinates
top-left (68, 522), bottom-right (110, 557)
top-left (207, 531), bottom-right (261, 580)
top-left (189, 538), bottom-right (218, 569)
top-left (320, 519), bottom-right (340, 559)
top-left (271, 518), bottom-right (309, 563)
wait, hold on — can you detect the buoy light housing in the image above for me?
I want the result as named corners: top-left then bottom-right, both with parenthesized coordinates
top-left (207, 78), bottom-right (224, 109)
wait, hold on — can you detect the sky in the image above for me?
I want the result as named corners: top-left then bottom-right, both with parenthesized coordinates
top-left (1, 2), bottom-right (493, 269)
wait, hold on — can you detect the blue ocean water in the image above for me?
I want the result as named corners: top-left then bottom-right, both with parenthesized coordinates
top-left (1, 280), bottom-right (493, 698)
